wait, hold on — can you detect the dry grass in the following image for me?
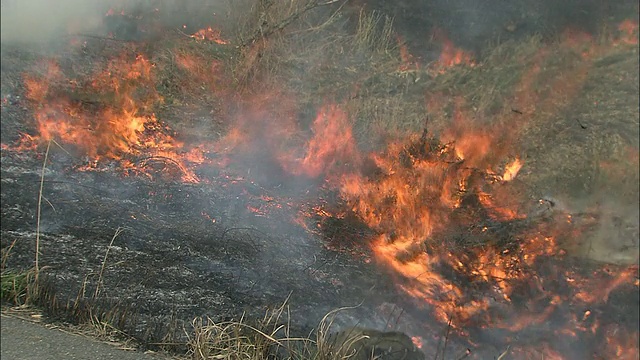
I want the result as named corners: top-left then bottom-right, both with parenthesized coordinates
top-left (186, 302), bottom-right (423, 360)
top-left (1, 140), bottom-right (54, 307)
top-left (154, 37), bottom-right (235, 106)
top-left (186, 298), bottom-right (309, 360)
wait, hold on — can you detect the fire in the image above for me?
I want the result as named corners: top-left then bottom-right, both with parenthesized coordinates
top-left (332, 111), bottom-right (637, 356)
top-left (13, 53), bottom-right (206, 183)
top-left (560, 27), bottom-right (595, 59)
top-left (573, 266), bottom-right (638, 303)
top-left (397, 35), bottom-right (419, 72)
top-left (411, 336), bottom-right (423, 349)
top-left (560, 20), bottom-right (639, 59)
top-left (338, 118), bottom-right (536, 322)
top-left (190, 26), bottom-right (229, 44)
top-left (431, 28), bottom-right (475, 71)
top-left (605, 329), bottom-right (640, 360)
top-left (286, 105), bottom-right (361, 178)
top-left (311, 21), bottom-right (638, 355)
top-left (173, 52), bottom-right (226, 97)
top-left (501, 158), bottom-right (522, 182)
top-left (2, 12), bottom-right (637, 358)
top-left (617, 19), bottom-right (639, 45)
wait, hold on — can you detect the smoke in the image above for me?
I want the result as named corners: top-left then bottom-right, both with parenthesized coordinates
top-left (0, 0), bottom-right (106, 43)
top-left (0, 0), bottom-right (237, 44)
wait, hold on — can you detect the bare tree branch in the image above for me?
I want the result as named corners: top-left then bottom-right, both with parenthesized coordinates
top-left (240, 0), bottom-right (346, 47)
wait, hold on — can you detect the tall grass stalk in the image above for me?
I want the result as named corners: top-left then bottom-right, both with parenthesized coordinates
top-left (35, 140), bottom-right (52, 287)
top-left (94, 227), bottom-right (124, 298)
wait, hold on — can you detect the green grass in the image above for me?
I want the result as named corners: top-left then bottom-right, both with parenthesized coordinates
top-left (1, 268), bottom-right (36, 305)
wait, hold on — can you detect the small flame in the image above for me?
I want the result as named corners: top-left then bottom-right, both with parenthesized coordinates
top-left (190, 26), bottom-right (229, 44)
top-left (397, 35), bottom-right (419, 72)
top-left (411, 336), bottom-right (423, 349)
top-left (501, 158), bottom-right (523, 182)
top-left (617, 19), bottom-right (639, 45)
top-left (431, 28), bottom-right (475, 72)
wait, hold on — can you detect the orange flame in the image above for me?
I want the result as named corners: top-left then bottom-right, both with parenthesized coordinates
top-left (501, 158), bottom-right (522, 182)
top-left (190, 26), bottom-right (229, 44)
top-left (397, 35), bottom-right (419, 72)
top-left (617, 19), bottom-right (639, 45)
top-left (431, 28), bottom-right (475, 72)
top-left (4, 19), bottom-right (637, 357)
top-left (288, 105), bottom-right (361, 178)
top-left (15, 54), bottom-right (206, 182)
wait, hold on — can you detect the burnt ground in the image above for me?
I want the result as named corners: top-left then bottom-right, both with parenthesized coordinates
top-left (1, 1), bottom-right (639, 359)
top-left (0, 41), bottom-right (437, 350)
top-left (0, 147), bottom-right (417, 346)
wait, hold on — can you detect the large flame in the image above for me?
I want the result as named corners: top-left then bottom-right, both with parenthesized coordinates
top-left (18, 54), bottom-right (207, 182)
top-left (338, 113), bottom-right (532, 323)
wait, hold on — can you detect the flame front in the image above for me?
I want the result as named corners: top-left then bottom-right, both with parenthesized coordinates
top-left (338, 120), bottom-right (530, 324)
top-left (18, 54), bottom-right (206, 182)
top-left (2, 12), bottom-right (638, 359)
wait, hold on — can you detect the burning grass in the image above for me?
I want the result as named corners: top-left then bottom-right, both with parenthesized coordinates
top-left (1, 1), bottom-right (639, 359)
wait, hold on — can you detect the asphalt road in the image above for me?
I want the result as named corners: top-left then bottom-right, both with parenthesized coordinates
top-left (1, 314), bottom-right (169, 360)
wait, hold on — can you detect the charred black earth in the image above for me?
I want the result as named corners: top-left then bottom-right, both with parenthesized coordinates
top-left (0, 147), bottom-right (421, 347)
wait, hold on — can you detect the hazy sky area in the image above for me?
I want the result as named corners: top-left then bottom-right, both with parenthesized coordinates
top-left (1, 0), bottom-right (109, 43)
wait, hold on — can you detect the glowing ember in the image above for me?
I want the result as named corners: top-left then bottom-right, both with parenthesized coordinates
top-left (411, 336), bottom-right (423, 349)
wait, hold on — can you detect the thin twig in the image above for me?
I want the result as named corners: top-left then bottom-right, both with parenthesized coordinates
top-left (50, 139), bottom-right (71, 156)
top-left (35, 140), bottom-right (52, 286)
top-left (94, 227), bottom-right (125, 298)
top-left (442, 314), bottom-right (453, 359)
top-left (434, 313), bottom-right (453, 360)
top-left (456, 348), bottom-right (472, 360)
top-left (1, 238), bottom-right (19, 270)
top-left (497, 346), bottom-right (510, 360)
top-left (240, 0), bottom-right (341, 47)
top-left (41, 196), bottom-right (56, 212)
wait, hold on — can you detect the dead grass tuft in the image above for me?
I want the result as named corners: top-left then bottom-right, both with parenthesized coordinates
top-left (186, 301), bottom-right (425, 360)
